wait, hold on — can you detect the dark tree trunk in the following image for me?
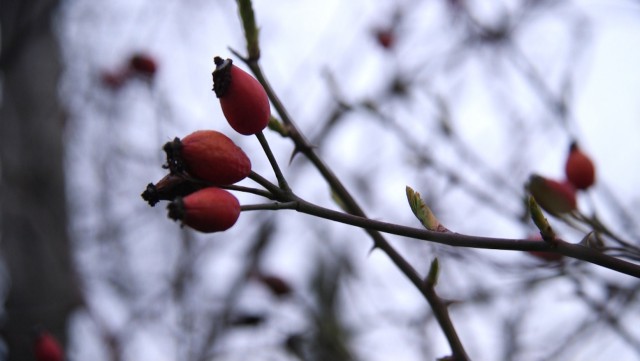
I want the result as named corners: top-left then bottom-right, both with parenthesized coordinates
top-left (1, 0), bottom-right (82, 360)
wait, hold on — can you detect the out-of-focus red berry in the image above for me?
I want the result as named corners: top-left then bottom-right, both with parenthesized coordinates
top-left (256, 273), bottom-right (292, 297)
top-left (100, 70), bottom-right (128, 90)
top-left (374, 29), bottom-right (395, 50)
top-left (129, 53), bottom-right (158, 77)
top-left (526, 234), bottom-right (564, 262)
top-left (35, 331), bottom-right (64, 361)
top-left (167, 187), bottom-right (240, 233)
top-left (565, 142), bottom-right (595, 190)
top-left (212, 57), bottom-right (270, 135)
top-left (528, 174), bottom-right (577, 216)
top-left (163, 130), bottom-right (251, 185)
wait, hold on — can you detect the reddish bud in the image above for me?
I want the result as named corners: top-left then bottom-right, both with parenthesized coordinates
top-left (565, 142), bottom-right (595, 190)
top-left (100, 70), bottom-right (128, 90)
top-left (167, 187), bottom-right (240, 233)
top-left (212, 57), bottom-right (270, 135)
top-left (163, 130), bottom-right (251, 185)
top-left (34, 331), bottom-right (63, 361)
top-left (129, 53), bottom-right (157, 77)
top-left (256, 273), bottom-right (292, 297)
top-left (374, 28), bottom-right (395, 49)
top-left (528, 175), bottom-right (577, 216)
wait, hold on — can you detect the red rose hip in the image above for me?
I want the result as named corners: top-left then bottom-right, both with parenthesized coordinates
top-left (100, 70), bottom-right (128, 90)
top-left (167, 187), bottom-right (241, 233)
top-left (374, 28), bottom-right (395, 50)
top-left (528, 174), bottom-right (577, 216)
top-left (163, 130), bottom-right (251, 185)
top-left (565, 142), bottom-right (595, 190)
top-left (212, 57), bottom-right (270, 135)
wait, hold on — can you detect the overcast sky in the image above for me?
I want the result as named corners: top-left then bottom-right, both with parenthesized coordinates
top-left (57, 1), bottom-right (640, 360)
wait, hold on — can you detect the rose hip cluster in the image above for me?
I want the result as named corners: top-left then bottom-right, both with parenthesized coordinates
top-left (526, 142), bottom-right (596, 262)
top-left (142, 57), bottom-right (270, 233)
top-left (528, 142), bottom-right (596, 217)
top-left (101, 52), bottom-right (159, 90)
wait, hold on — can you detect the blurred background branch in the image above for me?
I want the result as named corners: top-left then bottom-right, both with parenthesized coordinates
top-left (2, 0), bottom-right (640, 360)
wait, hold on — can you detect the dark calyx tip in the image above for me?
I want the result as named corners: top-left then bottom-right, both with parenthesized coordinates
top-left (167, 197), bottom-right (186, 222)
top-left (569, 141), bottom-right (578, 152)
top-left (162, 137), bottom-right (184, 174)
top-left (141, 183), bottom-right (160, 206)
top-left (212, 57), bottom-right (233, 98)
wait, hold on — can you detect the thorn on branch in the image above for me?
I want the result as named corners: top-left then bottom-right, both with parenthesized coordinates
top-left (425, 258), bottom-right (440, 287)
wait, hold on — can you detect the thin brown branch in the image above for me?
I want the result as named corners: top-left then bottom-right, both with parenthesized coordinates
top-left (244, 198), bottom-right (640, 279)
top-left (238, 57), bottom-right (471, 360)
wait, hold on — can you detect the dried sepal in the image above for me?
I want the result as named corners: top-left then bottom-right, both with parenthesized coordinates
top-left (141, 173), bottom-right (206, 207)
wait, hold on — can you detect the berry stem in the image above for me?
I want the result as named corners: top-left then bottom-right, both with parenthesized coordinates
top-left (221, 183), bottom-right (275, 200)
top-left (240, 201), bottom-right (297, 212)
top-left (248, 170), bottom-right (286, 197)
top-left (255, 131), bottom-right (291, 192)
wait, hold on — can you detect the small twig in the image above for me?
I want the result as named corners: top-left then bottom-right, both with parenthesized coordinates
top-left (248, 170), bottom-right (284, 197)
top-left (241, 201), bottom-right (297, 212)
top-left (255, 131), bottom-right (291, 192)
top-left (573, 211), bottom-right (640, 256)
top-left (289, 199), bottom-right (640, 278)
top-left (240, 192), bottom-right (640, 278)
top-left (220, 183), bottom-right (274, 200)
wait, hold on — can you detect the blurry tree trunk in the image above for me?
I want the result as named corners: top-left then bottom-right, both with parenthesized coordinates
top-left (1, 0), bottom-right (81, 360)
